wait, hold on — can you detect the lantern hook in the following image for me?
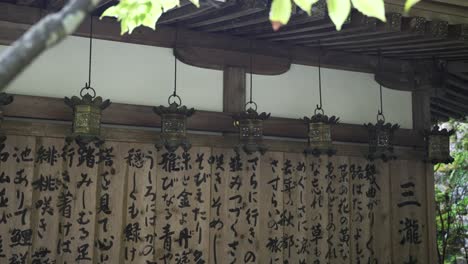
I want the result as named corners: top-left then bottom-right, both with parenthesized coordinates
top-left (377, 111), bottom-right (385, 122)
top-left (168, 94), bottom-right (182, 106)
top-left (245, 101), bottom-right (257, 111)
top-left (314, 105), bottom-right (324, 115)
top-left (80, 85), bottom-right (96, 98)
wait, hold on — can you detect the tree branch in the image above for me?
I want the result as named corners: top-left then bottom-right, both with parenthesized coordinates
top-left (0, 0), bottom-right (100, 90)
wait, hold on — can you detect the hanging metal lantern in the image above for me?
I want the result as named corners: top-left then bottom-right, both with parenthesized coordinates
top-left (233, 102), bottom-right (270, 155)
top-left (153, 94), bottom-right (195, 152)
top-left (365, 114), bottom-right (399, 162)
top-left (64, 17), bottom-right (111, 145)
top-left (0, 93), bottom-right (13, 143)
top-left (304, 46), bottom-right (339, 157)
top-left (64, 87), bottom-right (111, 144)
top-left (303, 108), bottom-right (339, 156)
top-left (425, 125), bottom-right (454, 164)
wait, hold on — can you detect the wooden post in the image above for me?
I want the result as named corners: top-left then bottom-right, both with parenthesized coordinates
top-left (412, 90), bottom-right (431, 131)
top-left (412, 90), bottom-right (437, 264)
top-left (223, 66), bottom-right (246, 113)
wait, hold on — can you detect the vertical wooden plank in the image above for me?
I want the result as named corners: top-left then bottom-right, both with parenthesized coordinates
top-left (425, 163), bottom-right (437, 264)
top-left (121, 144), bottom-right (157, 264)
top-left (224, 150), bottom-right (247, 264)
top-left (282, 152), bottom-right (307, 263)
top-left (391, 160), bottom-right (428, 264)
top-left (372, 160), bottom-right (393, 264)
top-left (306, 155), bottom-right (330, 264)
top-left (30, 137), bottom-right (65, 264)
top-left (258, 151), bottom-right (283, 264)
top-left (332, 155), bottom-right (351, 264)
top-left (0, 135), bottom-right (36, 263)
top-left (186, 147), bottom-right (211, 263)
top-left (209, 147), bottom-right (230, 264)
top-left (61, 141), bottom-right (100, 264)
top-left (242, 152), bottom-right (261, 264)
top-left (93, 142), bottom-right (129, 264)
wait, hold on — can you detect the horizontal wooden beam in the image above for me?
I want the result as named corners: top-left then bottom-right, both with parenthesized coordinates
top-left (2, 94), bottom-right (425, 148)
top-left (174, 46), bottom-right (291, 75)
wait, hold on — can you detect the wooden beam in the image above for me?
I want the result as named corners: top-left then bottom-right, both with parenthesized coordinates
top-left (412, 90), bottom-right (431, 130)
top-left (174, 46), bottom-right (291, 75)
top-left (2, 94), bottom-right (425, 147)
top-left (223, 66), bottom-right (246, 113)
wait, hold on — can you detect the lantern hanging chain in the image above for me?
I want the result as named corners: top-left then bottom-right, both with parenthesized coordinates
top-left (377, 50), bottom-right (385, 121)
top-left (168, 28), bottom-right (182, 106)
top-left (173, 54), bottom-right (177, 97)
top-left (80, 15), bottom-right (96, 99)
top-left (314, 41), bottom-right (324, 115)
top-left (317, 41), bottom-right (323, 111)
top-left (86, 16), bottom-right (93, 89)
top-left (249, 40), bottom-right (253, 104)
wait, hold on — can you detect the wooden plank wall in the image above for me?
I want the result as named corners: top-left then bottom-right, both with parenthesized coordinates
top-left (0, 133), bottom-right (433, 264)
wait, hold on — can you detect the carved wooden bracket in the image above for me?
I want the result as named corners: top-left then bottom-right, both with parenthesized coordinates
top-left (174, 46), bottom-right (291, 75)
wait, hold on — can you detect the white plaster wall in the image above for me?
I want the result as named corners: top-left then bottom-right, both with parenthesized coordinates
top-left (1, 36), bottom-right (413, 129)
top-left (250, 65), bottom-right (413, 129)
top-left (1, 37), bottom-right (223, 111)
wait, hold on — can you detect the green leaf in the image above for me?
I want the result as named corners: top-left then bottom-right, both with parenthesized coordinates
top-left (269, 0), bottom-right (292, 26)
top-left (351, 0), bottom-right (386, 22)
top-left (326, 0), bottom-right (351, 30)
top-left (161, 0), bottom-right (180, 12)
top-left (293, 0), bottom-right (319, 15)
top-left (188, 0), bottom-right (200, 8)
top-left (404, 0), bottom-right (420, 13)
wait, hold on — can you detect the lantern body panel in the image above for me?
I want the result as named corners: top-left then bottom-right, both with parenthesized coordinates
top-left (426, 126), bottom-right (454, 164)
top-left (64, 95), bottom-right (111, 144)
top-left (233, 108), bottom-right (270, 155)
top-left (73, 105), bottom-right (102, 137)
top-left (365, 120), bottom-right (399, 161)
top-left (153, 103), bottom-right (195, 152)
top-left (308, 122), bottom-right (332, 149)
top-left (303, 114), bottom-right (338, 156)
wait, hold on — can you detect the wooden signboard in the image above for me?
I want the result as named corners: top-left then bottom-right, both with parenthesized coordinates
top-left (0, 130), bottom-right (434, 264)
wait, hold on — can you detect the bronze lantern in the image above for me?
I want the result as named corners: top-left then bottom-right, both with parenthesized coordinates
top-left (425, 125), bottom-right (454, 164)
top-left (365, 114), bottom-right (399, 161)
top-left (0, 93), bottom-right (13, 143)
top-left (64, 18), bottom-right (111, 145)
top-left (64, 87), bottom-right (111, 144)
top-left (153, 94), bottom-right (195, 152)
top-left (233, 102), bottom-right (270, 155)
top-left (303, 108), bottom-right (339, 156)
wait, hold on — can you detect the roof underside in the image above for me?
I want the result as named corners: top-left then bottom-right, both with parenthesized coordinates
top-left (2, 0), bottom-right (468, 121)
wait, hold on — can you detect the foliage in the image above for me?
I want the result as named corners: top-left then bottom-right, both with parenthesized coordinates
top-left (102, 0), bottom-right (421, 34)
top-left (435, 120), bottom-right (468, 264)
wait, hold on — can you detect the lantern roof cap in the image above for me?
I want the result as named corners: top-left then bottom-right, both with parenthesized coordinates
top-left (303, 113), bottom-right (339, 124)
top-left (0, 93), bottom-right (13, 106)
top-left (233, 107), bottom-right (270, 121)
top-left (153, 102), bottom-right (195, 117)
top-left (364, 119), bottom-right (399, 131)
top-left (64, 94), bottom-right (111, 110)
top-left (426, 125), bottom-right (455, 136)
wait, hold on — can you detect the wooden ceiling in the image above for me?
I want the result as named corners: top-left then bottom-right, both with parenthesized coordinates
top-left (1, 0), bottom-right (467, 121)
